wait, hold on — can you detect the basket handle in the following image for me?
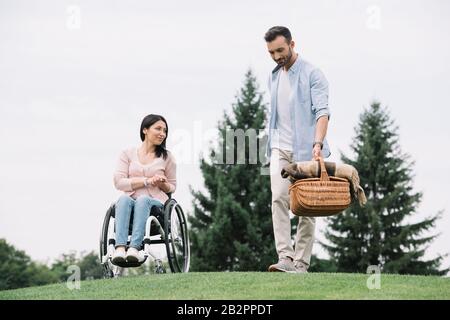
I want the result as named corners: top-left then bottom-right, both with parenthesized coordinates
top-left (318, 157), bottom-right (330, 181)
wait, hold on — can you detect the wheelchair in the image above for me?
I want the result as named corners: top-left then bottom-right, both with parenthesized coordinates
top-left (99, 194), bottom-right (190, 278)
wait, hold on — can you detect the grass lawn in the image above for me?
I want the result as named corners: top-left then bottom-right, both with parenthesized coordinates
top-left (1, 272), bottom-right (449, 300)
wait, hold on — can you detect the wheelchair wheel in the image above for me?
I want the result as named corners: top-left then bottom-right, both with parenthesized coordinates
top-left (100, 205), bottom-right (113, 262)
top-left (99, 204), bottom-right (124, 278)
top-left (164, 199), bottom-right (190, 273)
top-left (99, 204), bottom-right (113, 278)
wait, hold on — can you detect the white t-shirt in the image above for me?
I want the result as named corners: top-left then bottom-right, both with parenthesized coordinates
top-left (272, 69), bottom-right (293, 151)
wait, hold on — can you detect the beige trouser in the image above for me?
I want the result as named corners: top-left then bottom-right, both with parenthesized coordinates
top-left (270, 148), bottom-right (315, 267)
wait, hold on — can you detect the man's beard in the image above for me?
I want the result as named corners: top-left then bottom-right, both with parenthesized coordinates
top-left (276, 47), bottom-right (293, 66)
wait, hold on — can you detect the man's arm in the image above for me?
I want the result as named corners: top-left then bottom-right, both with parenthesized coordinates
top-left (312, 116), bottom-right (329, 160)
top-left (310, 68), bottom-right (330, 160)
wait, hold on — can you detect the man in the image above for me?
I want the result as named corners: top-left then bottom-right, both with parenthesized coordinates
top-left (264, 26), bottom-right (331, 273)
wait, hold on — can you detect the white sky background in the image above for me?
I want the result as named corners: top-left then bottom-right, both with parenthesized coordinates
top-left (0, 0), bottom-right (449, 270)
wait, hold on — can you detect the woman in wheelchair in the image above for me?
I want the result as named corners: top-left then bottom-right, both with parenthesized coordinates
top-left (112, 114), bottom-right (176, 265)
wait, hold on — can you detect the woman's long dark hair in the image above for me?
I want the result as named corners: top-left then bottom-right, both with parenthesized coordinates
top-left (139, 114), bottom-right (168, 160)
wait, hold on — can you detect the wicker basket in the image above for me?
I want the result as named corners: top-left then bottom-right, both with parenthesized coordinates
top-left (289, 157), bottom-right (351, 217)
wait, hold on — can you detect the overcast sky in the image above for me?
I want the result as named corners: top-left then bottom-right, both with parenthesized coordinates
top-left (1, 0), bottom-right (449, 271)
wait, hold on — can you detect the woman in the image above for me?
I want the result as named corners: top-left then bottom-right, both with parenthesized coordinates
top-left (112, 114), bottom-right (176, 264)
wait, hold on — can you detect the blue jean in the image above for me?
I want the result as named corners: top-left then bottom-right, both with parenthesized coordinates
top-left (115, 195), bottom-right (163, 249)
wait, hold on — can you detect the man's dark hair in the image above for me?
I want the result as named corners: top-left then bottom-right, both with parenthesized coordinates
top-left (264, 26), bottom-right (292, 43)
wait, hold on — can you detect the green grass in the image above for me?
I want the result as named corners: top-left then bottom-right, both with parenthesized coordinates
top-left (1, 272), bottom-right (449, 300)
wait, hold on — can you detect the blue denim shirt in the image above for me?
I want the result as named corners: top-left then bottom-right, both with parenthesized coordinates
top-left (266, 56), bottom-right (331, 162)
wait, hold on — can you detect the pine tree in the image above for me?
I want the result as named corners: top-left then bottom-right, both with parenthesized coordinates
top-left (322, 102), bottom-right (448, 275)
top-left (188, 70), bottom-right (277, 271)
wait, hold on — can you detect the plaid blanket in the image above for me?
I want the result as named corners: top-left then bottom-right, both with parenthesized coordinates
top-left (281, 161), bottom-right (367, 206)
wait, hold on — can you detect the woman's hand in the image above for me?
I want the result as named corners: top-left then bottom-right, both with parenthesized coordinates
top-left (149, 174), bottom-right (167, 187)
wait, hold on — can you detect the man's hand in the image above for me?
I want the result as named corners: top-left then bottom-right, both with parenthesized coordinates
top-left (312, 144), bottom-right (322, 160)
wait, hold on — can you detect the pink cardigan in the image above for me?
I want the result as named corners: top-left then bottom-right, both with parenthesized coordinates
top-left (113, 147), bottom-right (177, 204)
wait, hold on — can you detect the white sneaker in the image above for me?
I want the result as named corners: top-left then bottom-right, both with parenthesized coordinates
top-left (126, 247), bottom-right (140, 263)
top-left (111, 247), bottom-right (126, 264)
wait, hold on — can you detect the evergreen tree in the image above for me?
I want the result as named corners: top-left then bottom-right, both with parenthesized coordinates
top-left (322, 102), bottom-right (448, 275)
top-left (189, 70), bottom-right (277, 271)
top-left (308, 254), bottom-right (338, 273)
